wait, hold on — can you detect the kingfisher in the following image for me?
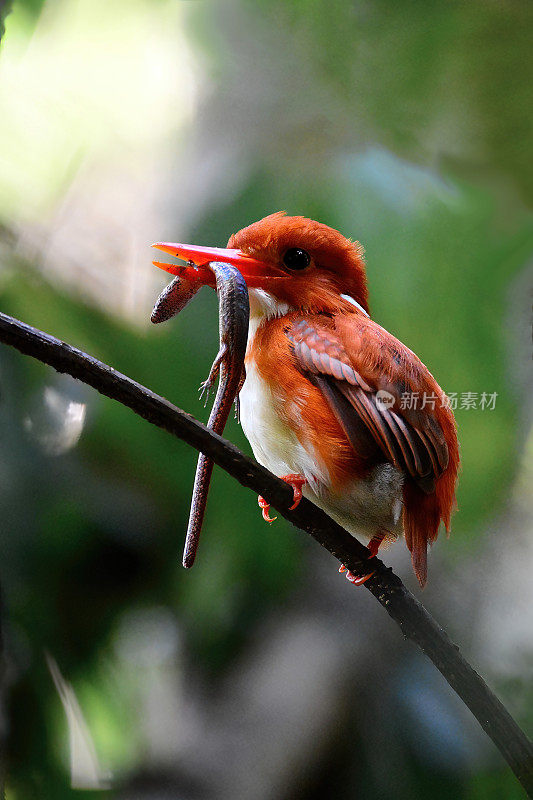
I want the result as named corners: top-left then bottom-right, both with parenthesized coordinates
top-left (152, 212), bottom-right (459, 586)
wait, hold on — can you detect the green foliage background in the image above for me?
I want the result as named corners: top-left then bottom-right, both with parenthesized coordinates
top-left (0, 1), bottom-right (531, 798)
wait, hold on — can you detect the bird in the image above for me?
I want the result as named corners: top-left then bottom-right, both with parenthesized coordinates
top-left (153, 212), bottom-right (460, 587)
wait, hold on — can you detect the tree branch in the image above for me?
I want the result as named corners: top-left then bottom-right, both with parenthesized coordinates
top-left (0, 310), bottom-right (531, 795)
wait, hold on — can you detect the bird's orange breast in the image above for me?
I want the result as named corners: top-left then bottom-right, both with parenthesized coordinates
top-left (247, 313), bottom-right (373, 490)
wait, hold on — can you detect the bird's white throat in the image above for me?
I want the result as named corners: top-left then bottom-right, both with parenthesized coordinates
top-left (248, 288), bottom-right (290, 320)
top-left (247, 289), bottom-right (291, 346)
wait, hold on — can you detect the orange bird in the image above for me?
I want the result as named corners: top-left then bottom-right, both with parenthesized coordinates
top-left (153, 213), bottom-right (459, 587)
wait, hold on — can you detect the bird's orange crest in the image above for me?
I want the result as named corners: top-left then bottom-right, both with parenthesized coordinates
top-left (228, 212), bottom-right (369, 315)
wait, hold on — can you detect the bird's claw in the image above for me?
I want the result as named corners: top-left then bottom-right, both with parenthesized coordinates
top-left (339, 563), bottom-right (376, 586)
top-left (283, 473), bottom-right (307, 510)
top-left (339, 534), bottom-right (382, 586)
top-left (257, 473), bottom-right (307, 523)
top-left (258, 495), bottom-right (277, 522)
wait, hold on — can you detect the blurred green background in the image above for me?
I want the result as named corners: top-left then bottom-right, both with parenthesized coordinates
top-left (0, 0), bottom-right (532, 798)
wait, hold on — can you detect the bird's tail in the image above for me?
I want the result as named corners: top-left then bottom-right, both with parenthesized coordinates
top-left (402, 472), bottom-right (457, 587)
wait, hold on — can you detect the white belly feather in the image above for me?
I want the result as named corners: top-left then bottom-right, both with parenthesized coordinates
top-left (240, 360), bottom-right (329, 486)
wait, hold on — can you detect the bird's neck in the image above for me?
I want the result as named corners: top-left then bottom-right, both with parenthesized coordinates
top-left (246, 287), bottom-right (370, 360)
top-left (248, 288), bottom-right (291, 320)
top-left (247, 289), bottom-right (292, 352)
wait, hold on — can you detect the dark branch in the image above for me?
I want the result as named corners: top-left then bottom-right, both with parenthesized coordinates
top-left (0, 310), bottom-right (532, 795)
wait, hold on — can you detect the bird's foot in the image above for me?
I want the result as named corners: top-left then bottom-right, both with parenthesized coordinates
top-left (258, 495), bottom-right (277, 523)
top-left (367, 530), bottom-right (386, 558)
top-left (339, 564), bottom-right (376, 586)
top-left (258, 473), bottom-right (307, 523)
top-left (339, 531), bottom-right (385, 585)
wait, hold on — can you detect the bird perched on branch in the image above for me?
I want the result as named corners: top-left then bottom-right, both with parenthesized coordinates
top-left (153, 213), bottom-right (459, 587)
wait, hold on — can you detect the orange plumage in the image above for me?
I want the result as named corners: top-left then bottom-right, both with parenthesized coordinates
top-left (154, 212), bottom-right (460, 586)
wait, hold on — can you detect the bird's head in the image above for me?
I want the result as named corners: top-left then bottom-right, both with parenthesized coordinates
top-left (152, 212), bottom-right (369, 318)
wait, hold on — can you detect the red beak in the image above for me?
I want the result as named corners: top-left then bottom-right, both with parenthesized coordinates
top-left (151, 242), bottom-right (289, 288)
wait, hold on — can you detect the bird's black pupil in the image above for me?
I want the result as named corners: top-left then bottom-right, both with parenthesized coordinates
top-left (283, 248), bottom-right (311, 270)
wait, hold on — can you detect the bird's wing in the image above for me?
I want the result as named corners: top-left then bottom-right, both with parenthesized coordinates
top-left (286, 316), bottom-right (450, 494)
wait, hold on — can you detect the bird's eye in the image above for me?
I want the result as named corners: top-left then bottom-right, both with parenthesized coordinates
top-left (282, 248), bottom-right (311, 271)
